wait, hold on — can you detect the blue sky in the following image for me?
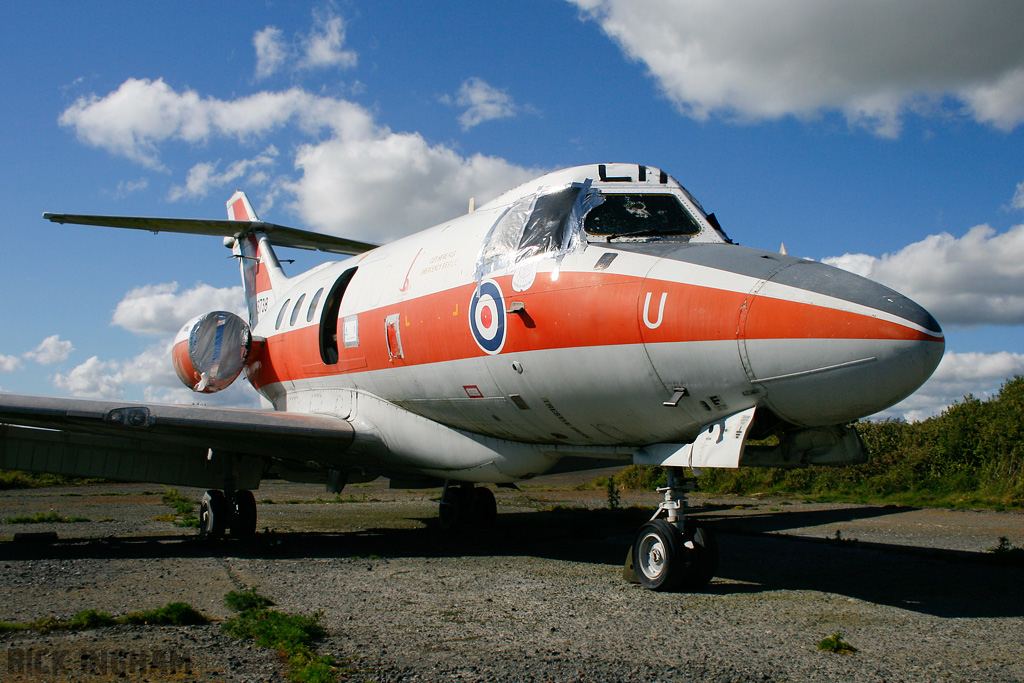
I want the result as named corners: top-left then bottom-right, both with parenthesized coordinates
top-left (2, 1), bottom-right (1023, 419)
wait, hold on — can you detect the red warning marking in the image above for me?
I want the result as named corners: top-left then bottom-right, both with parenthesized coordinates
top-left (463, 385), bottom-right (484, 398)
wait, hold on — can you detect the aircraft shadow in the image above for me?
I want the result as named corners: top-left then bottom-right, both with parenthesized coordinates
top-left (1, 505), bottom-right (1020, 620)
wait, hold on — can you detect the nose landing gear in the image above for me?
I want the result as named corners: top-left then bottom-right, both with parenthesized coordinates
top-left (628, 467), bottom-right (717, 591)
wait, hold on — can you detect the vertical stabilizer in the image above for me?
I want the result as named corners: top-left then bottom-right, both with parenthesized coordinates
top-left (226, 191), bottom-right (288, 327)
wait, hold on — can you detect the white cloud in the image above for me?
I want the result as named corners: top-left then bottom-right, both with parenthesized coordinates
top-left (452, 78), bottom-right (518, 129)
top-left (53, 356), bottom-right (122, 399)
top-left (168, 146), bottom-right (278, 201)
top-left (111, 282), bottom-right (246, 336)
top-left (287, 135), bottom-right (539, 241)
top-left (876, 350), bottom-right (1024, 421)
top-left (301, 12), bottom-right (357, 70)
top-left (23, 335), bottom-right (74, 365)
top-left (570, 0), bottom-right (1024, 135)
top-left (823, 224), bottom-right (1024, 328)
top-left (253, 11), bottom-right (356, 80)
top-left (1012, 180), bottom-right (1024, 211)
top-left (51, 340), bottom-right (260, 407)
top-left (113, 177), bottom-right (149, 198)
top-left (59, 79), bottom-right (376, 169)
top-left (254, 26), bottom-right (288, 79)
top-left (0, 354), bottom-right (24, 372)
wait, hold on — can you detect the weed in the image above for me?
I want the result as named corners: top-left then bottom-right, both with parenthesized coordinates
top-left (5, 510), bottom-right (90, 524)
top-left (606, 478), bottom-right (621, 510)
top-left (0, 603), bottom-right (207, 633)
top-left (817, 632), bottom-right (857, 654)
top-left (161, 488), bottom-right (195, 515)
top-left (223, 587), bottom-right (338, 682)
top-left (225, 586), bottom-right (276, 613)
top-left (120, 602), bottom-right (208, 626)
top-left (830, 530), bottom-right (857, 546)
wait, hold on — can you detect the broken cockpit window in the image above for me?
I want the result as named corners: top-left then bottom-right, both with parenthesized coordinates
top-left (476, 181), bottom-right (604, 281)
top-left (583, 194), bottom-right (701, 240)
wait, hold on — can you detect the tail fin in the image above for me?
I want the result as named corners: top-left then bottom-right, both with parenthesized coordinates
top-left (227, 191), bottom-right (288, 327)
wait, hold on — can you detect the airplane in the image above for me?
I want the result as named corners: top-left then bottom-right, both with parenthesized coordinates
top-left (0, 163), bottom-right (943, 591)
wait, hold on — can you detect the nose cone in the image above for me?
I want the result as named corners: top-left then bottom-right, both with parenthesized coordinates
top-left (740, 259), bottom-right (944, 426)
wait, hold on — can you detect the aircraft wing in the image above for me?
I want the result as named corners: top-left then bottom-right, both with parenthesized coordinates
top-left (0, 393), bottom-right (369, 491)
top-left (42, 213), bottom-right (377, 256)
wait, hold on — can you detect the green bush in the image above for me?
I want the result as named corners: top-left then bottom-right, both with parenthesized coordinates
top-left (691, 375), bottom-right (1024, 509)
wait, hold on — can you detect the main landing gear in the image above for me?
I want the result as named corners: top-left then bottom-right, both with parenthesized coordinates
top-left (438, 481), bottom-right (498, 531)
top-left (198, 489), bottom-right (257, 539)
top-left (629, 467), bottom-right (717, 591)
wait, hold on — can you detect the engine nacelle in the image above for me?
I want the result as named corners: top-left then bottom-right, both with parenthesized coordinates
top-left (172, 311), bottom-right (251, 393)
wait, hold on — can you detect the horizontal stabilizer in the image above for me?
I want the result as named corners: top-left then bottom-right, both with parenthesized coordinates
top-left (42, 213), bottom-right (377, 256)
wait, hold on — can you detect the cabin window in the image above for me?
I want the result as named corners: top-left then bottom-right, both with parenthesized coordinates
top-left (306, 287), bottom-right (324, 323)
top-left (289, 293), bottom-right (306, 327)
top-left (275, 299), bottom-right (291, 331)
top-left (319, 267), bottom-right (358, 365)
top-left (584, 194), bottom-right (701, 238)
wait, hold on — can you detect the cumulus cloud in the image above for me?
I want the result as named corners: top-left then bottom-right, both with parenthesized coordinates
top-left (877, 350), bottom-right (1024, 421)
top-left (23, 335), bottom-right (74, 365)
top-left (450, 78), bottom-right (518, 129)
top-left (570, 0), bottom-right (1024, 135)
top-left (0, 354), bottom-right (24, 372)
top-left (60, 75), bottom-right (539, 241)
top-left (59, 79), bottom-right (376, 169)
top-left (253, 11), bottom-right (356, 79)
top-left (50, 340), bottom-right (259, 406)
top-left (287, 136), bottom-right (539, 241)
top-left (301, 12), bottom-right (357, 70)
top-left (254, 26), bottom-right (288, 79)
top-left (823, 223), bottom-right (1024, 328)
top-left (1012, 181), bottom-right (1024, 211)
top-left (111, 282), bottom-right (246, 336)
top-left (168, 146), bottom-right (278, 201)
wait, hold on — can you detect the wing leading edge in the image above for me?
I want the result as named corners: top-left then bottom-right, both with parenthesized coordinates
top-left (0, 394), bottom-right (373, 490)
top-left (42, 213), bottom-right (377, 256)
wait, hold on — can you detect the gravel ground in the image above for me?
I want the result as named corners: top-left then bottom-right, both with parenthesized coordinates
top-left (1, 476), bottom-right (1023, 682)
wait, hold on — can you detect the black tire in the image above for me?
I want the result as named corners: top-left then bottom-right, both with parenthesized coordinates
top-left (231, 490), bottom-right (257, 538)
top-left (680, 522), bottom-right (718, 590)
top-left (472, 487), bottom-right (497, 528)
top-left (199, 489), bottom-right (227, 539)
top-left (439, 487), bottom-right (462, 531)
top-left (632, 519), bottom-right (686, 591)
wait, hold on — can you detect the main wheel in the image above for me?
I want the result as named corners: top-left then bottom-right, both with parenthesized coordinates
top-left (439, 486), bottom-right (463, 531)
top-left (231, 490), bottom-right (257, 538)
top-left (472, 487), bottom-right (497, 528)
top-left (199, 489), bottom-right (227, 539)
top-left (633, 519), bottom-right (686, 591)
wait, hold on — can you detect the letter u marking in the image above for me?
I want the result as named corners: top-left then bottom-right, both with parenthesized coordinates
top-left (643, 292), bottom-right (667, 329)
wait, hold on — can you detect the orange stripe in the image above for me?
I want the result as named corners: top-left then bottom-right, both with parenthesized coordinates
top-left (245, 273), bottom-right (938, 389)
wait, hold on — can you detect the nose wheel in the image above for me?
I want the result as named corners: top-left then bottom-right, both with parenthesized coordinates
top-left (628, 467), bottom-right (718, 591)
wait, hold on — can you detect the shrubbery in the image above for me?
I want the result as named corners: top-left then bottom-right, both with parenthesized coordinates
top-left (699, 375), bottom-right (1024, 509)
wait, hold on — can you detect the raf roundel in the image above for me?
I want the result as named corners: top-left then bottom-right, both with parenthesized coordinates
top-left (469, 279), bottom-right (507, 355)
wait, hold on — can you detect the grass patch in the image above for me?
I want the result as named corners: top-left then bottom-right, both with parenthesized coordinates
top-left (817, 632), bottom-right (857, 654)
top-left (0, 602), bottom-right (207, 634)
top-left (0, 470), bottom-right (107, 490)
top-left (159, 488), bottom-right (200, 528)
top-left (222, 588), bottom-right (339, 682)
top-left (4, 510), bottom-right (90, 524)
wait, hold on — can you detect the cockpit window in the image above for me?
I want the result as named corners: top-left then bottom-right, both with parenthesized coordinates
top-left (584, 194), bottom-right (701, 238)
top-left (476, 183), bottom-right (602, 280)
top-left (517, 186), bottom-right (580, 260)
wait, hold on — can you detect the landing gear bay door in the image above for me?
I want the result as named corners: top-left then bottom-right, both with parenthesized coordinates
top-left (634, 406), bottom-right (756, 469)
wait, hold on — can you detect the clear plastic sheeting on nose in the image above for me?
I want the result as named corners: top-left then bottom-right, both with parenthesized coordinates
top-left (474, 180), bottom-right (605, 283)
